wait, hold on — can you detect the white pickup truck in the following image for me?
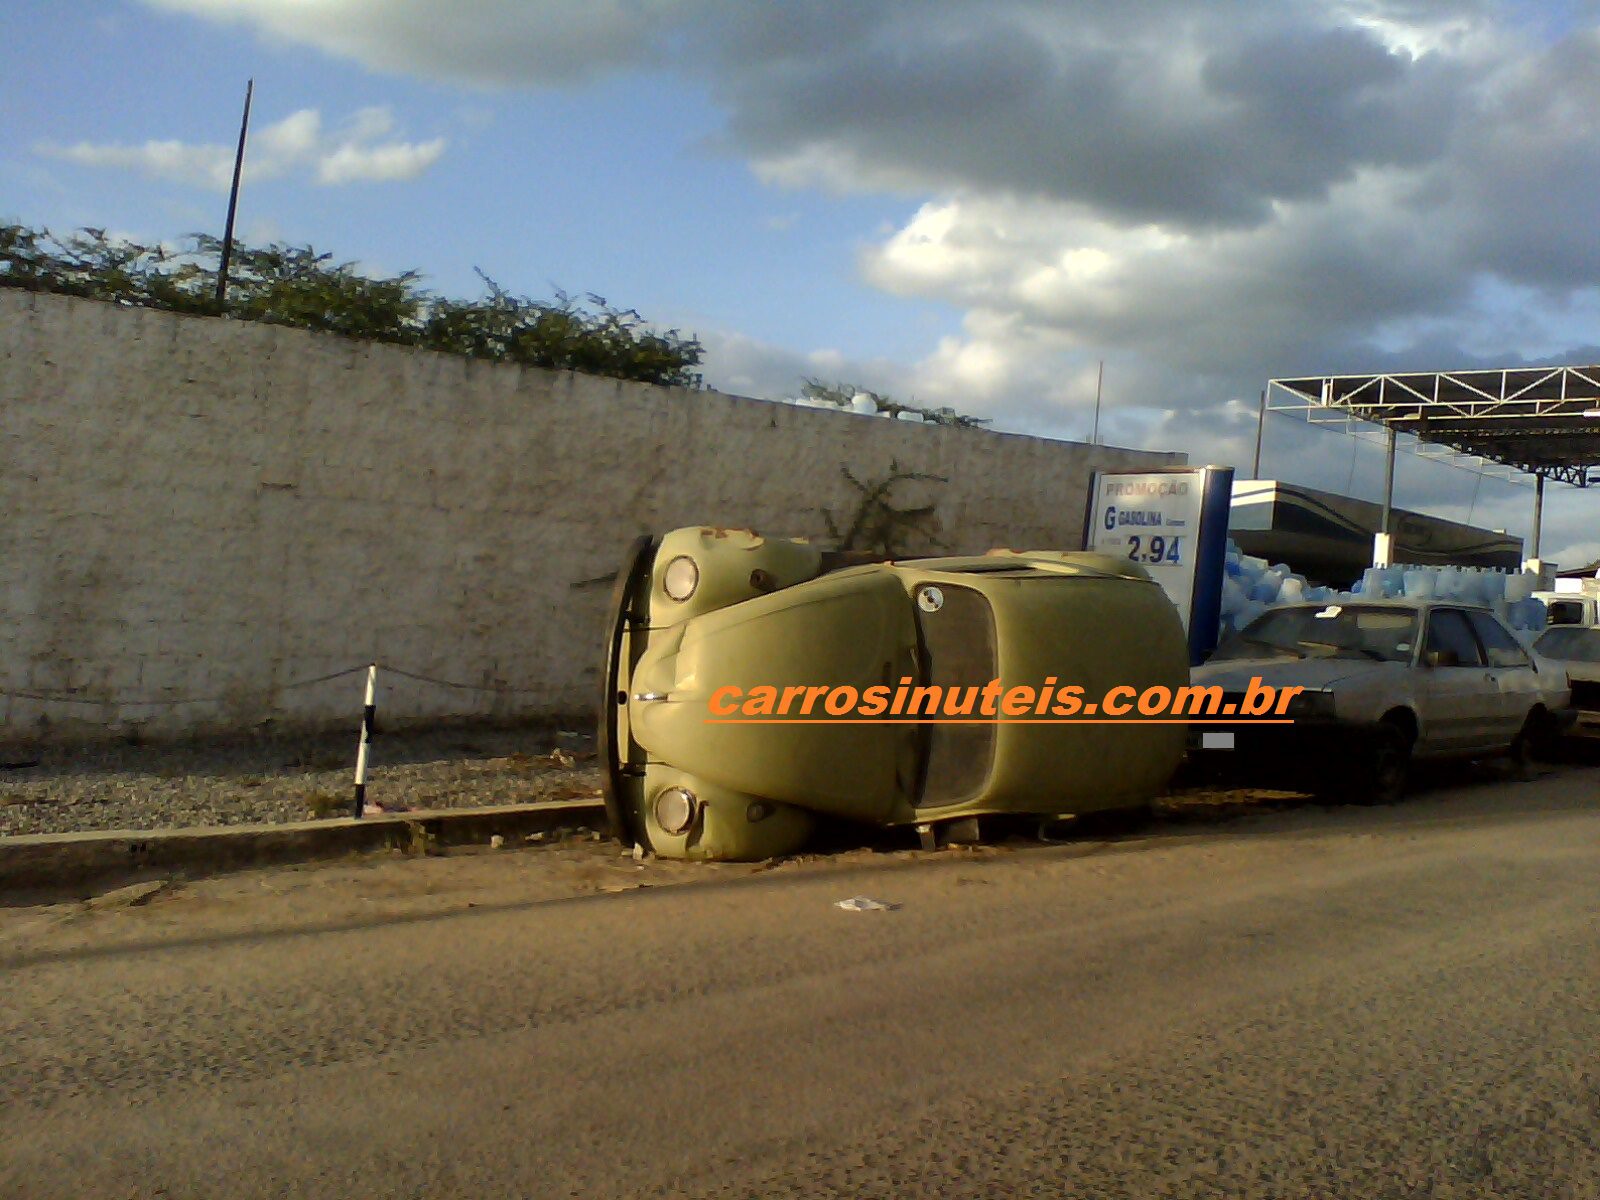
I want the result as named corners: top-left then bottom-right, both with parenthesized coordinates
top-left (1535, 581), bottom-right (1600, 628)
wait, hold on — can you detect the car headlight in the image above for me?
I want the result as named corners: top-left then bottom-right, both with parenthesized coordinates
top-left (662, 555), bottom-right (699, 601)
top-left (653, 786), bottom-right (698, 835)
top-left (1283, 690), bottom-right (1336, 720)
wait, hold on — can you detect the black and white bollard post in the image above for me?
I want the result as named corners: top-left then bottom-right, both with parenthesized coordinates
top-left (352, 663), bottom-right (378, 818)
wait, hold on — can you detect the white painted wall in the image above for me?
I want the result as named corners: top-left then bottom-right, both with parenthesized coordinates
top-left (0, 291), bottom-right (1183, 743)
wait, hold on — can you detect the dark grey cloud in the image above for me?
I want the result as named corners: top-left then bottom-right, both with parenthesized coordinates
top-left (154, 0), bottom-right (1486, 229)
top-left (724, 7), bottom-right (1465, 229)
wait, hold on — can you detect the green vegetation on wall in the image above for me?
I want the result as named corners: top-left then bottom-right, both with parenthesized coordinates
top-left (0, 224), bottom-right (704, 388)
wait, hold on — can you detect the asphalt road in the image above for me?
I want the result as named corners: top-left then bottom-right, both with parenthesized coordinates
top-left (4, 767), bottom-right (1599, 1199)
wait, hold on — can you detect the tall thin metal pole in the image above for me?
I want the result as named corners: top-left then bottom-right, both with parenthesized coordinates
top-left (1380, 426), bottom-right (1397, 536)
top-left (1531, 472), bottom-right (1545, 561)
top-left (1251, 388), bottom-right (1267, 478)
top-left (215, 78), bottom-right (253, 307)
top-left (1372, 424), bottom-right (1398, 568)
top-left (1091, 359), bottom-right (1104, 445)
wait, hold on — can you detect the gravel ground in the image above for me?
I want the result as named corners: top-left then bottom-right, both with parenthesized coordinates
top-left (0, 715), bottom-right (1373, 841)
top-left (0, 724), bottom-right (602, 838)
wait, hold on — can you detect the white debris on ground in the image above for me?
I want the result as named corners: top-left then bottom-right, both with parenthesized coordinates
top-left (835, 896), bottom-right (897, 912)
top-left (0, 726), bottom-right (602, 838)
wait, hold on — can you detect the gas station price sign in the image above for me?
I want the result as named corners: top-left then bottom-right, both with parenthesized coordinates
top-left (1084, 466), bottom-right (1234, 664)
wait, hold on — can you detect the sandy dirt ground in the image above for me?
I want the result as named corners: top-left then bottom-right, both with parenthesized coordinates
top-left (3, 762), bottom-right (1598, 1198)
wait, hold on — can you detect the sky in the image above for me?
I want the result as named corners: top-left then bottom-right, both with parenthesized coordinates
top-left (4, 0), bottom-right (1599, 566)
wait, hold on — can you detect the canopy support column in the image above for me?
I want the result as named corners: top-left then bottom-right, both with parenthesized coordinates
top-left (1529, 471), bottom-right (1545, 571)
top-left (1373, 426), bottom-right (1397, 567)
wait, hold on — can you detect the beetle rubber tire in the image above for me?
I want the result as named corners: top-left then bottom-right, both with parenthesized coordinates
top-left (598, 535), bottom-right (657, 848)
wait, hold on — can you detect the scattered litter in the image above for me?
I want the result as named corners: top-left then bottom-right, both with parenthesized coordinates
top-left (631, 843), bottom-right (648, 862)
top-left (526, 831), bottom-right (547, 844)
top-left (541, 749), bottom-right (576, 769)
top-left (489, 834), bottom-right (505, 849)
top-left (835, 896), bottom-right (897, 912)
top-left (84, 879), bottom-right (176, 910)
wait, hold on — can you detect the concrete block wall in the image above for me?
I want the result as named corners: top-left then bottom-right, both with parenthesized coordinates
top-left (0, 290), bottom-right (1183, 743)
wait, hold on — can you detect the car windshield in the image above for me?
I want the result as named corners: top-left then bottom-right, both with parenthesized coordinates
top-left (1534, 626), bottom-right (1600, 663)
top-left (1212, 604), bottom-right (1420, 664)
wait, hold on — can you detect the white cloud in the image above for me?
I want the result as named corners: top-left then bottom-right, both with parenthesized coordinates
top-left (316, 137), bottom-right (445, 185)
top-left (38, 106), bottom-right (447, 191)
top-left (133, 0), bottom-right (1600, 562)
top-left (46, 138), bottom-right (240, 191)
top-left (1551, 542), bottom-right (1600, 570)
top-left (256, 108), bottom-right (323, 160)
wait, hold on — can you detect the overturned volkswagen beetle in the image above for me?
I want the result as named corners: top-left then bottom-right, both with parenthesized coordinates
top-left (601, 527), bottom-right (1189, 861)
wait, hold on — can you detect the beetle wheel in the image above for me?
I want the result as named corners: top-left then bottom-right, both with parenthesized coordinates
top-left (598, 535), bottom-right (657, 847)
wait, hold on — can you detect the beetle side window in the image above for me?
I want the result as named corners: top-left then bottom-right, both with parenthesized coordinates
top-left (1467, 611), bottom-right (1529, 668)
top-left (1424, 609), bottom-right (1486, 667)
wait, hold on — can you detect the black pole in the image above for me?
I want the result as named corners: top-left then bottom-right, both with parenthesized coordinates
top-left (215, 78), bottom-right (253, 308)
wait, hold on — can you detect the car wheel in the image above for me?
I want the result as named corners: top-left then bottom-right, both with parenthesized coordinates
top-left (1508, 712), bottom-right (1544, 781)
top-left (1353, 724), bottom-right (1411, 805)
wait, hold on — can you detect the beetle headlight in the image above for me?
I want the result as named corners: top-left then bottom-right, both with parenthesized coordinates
top-left (662, 555), bottom-right (699, 601)
top-left (653, 786), bottom-right (698, 835)
top-left (1284, 690), bottom-right (1336, 719)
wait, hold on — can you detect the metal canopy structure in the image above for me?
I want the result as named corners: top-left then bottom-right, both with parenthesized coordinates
top-left (1262, 365), bottom-right (1600, 567)
top-left (1268, 366), bottom-right (1600, 488)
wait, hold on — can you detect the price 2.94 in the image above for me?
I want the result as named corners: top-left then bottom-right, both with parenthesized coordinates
top-left (1126, 534), bottom-right (1181, 565)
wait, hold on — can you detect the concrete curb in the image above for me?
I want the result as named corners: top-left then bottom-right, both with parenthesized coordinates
top-left (0, 800), bottom-right (610, 893)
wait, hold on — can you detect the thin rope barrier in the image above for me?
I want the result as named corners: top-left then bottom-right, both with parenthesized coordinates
top-left (0, 663), bottom-right (374, 707)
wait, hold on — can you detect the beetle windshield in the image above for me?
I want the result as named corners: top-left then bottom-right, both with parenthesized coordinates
top-left (1212, 605), bottom-right (1420, 664)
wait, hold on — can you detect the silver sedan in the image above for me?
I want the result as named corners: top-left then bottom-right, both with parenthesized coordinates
top-left (1190, 599), bottom-right (1568, 802)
